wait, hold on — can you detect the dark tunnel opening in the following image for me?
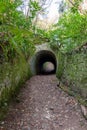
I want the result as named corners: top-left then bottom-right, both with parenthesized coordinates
top-left (35, 50), bottom-right (57, 75)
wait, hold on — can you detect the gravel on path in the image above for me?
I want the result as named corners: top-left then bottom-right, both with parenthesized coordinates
top-left (0, 75), bottom-right (87, 130)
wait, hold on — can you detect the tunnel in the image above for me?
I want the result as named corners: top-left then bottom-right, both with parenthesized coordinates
top-left (34, 50), bottom-right (57, 75)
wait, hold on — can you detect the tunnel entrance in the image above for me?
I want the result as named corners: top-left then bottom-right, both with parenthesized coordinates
top-left (35, 50), bottom-right (57, 75)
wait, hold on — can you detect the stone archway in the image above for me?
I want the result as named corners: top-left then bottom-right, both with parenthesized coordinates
top-left (30, 50), bottom-right (57, 75)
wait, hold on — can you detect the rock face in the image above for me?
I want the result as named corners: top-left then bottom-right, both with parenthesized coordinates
top-left (0, 58), bottom-right (32, 110)
top-left (81, 105), bottom-right (87, 119)
top-left (56, 45), bottom-right (87, 99)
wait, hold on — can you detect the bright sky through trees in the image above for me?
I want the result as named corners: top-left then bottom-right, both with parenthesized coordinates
top-left (39, 0), bottom-right (62, 20)
top-left (22, 0), bottom-right (63, 21)
top-left (20, 0), bottom-right (87, 25)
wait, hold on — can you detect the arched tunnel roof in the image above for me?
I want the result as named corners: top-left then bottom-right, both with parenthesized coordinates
top-left (33, 50), bottom-right (57, 75)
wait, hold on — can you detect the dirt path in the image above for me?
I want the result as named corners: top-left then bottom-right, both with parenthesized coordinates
top-left (0, 75), bottom-right (87, 130)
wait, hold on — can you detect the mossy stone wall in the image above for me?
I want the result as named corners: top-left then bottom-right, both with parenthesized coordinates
top-left (0, 56), bottom-right (32, 106)
top-left (56, 48), bottom-right (87, 99)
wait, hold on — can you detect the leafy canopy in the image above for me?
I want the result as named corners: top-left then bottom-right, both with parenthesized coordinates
top-left (47, 0), bottom-right (87, 53)
top-left (0, 0), bottom-right (43, 62)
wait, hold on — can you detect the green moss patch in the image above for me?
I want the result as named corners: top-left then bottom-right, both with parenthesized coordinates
top-left (0, 56), bottom-right (32, 120)
top-left (56, 48), bottom-right (87, 99)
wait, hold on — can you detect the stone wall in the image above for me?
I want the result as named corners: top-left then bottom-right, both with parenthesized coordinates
top-left (56, 47), bottom-right (87, 99)
top-left (30, 43), bottom-right (56, 75)
top-left (0, 56), bottom-right (32, 106)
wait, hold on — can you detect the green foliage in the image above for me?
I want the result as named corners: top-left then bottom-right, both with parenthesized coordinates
top-left (56, 11), bottom-right (87, 52)
top-left (48, 0), bottom-right (87, 53)
top-left (1, 0), bottom-right (86, 56)
top-left (29, 0), bottom-right (41, 19)
top-left (70, 0), bottom-right (82, 13)
top-left (32, 28), bottom-right (50, 44)
top-left (0, 0), bottom-right (42, 62)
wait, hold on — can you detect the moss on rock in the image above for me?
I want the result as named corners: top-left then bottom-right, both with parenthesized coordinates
top-left (0, 56), bottom-right (32, 120)
top-left (56, 48), bottom-right (87, 102)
